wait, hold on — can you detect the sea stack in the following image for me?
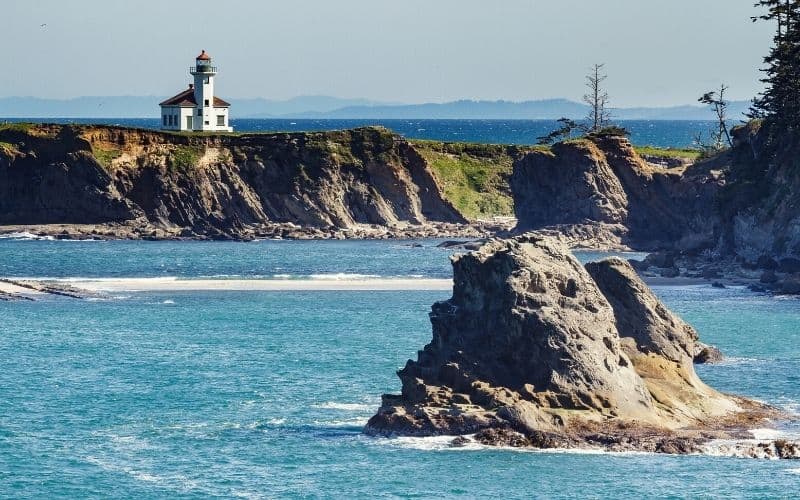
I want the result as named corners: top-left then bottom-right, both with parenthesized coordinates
top-left (366, 234), bottom-right (795, 456)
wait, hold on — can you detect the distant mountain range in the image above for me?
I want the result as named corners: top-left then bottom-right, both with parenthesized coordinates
top-left (0, 96), bottom-right (752, 121)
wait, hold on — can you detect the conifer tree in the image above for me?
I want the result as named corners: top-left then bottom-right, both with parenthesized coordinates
top-left (583, 64), bottom-right (612, 132)
top-left (750, 0), bottom-right (800, 134)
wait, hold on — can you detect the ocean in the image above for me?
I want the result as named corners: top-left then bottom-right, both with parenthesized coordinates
top-left (2, 118), bottom-right (722, 148)
top-left (0, 236), bottom-right (798, 498)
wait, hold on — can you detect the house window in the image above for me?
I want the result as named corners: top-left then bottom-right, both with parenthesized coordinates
top-left (216, 115), bottom-right (225, 126)
top-left (163, 115), bottom-right (167, 126)
top-left (204, 99), bottom-right (209, 106)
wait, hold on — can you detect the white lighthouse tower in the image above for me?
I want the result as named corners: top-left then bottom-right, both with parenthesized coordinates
top-left (159, 50), bottom-right (232, 132)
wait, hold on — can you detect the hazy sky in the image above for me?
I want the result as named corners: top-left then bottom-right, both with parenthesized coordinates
top-left (3, 0), bottom-right (775, 106)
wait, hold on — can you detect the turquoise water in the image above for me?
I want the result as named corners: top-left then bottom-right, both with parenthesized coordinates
top-left (1, 239), bottom-right (799, 498)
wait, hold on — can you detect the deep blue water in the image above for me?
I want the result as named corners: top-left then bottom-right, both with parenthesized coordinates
top-left (1, 238), bottom-right (798, 498)
top-left (3, 117), bottom-right (718, 148)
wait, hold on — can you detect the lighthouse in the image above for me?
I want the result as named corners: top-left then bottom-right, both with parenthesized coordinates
top-left (159, 50), bottom-right (232, 132)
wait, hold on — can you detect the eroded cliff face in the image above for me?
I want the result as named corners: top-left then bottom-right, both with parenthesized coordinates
top-left (511, 136), bottom-right (725, 251)
top-left (366, 234), bottom-right (786, 455)
top-left (718, 122), bottom-right (800, 263)
top-left (0, 124), bottom-right (465, 238)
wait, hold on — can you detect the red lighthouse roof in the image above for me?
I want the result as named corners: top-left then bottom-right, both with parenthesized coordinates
top-left (196, 50), bottom-right (211, 60)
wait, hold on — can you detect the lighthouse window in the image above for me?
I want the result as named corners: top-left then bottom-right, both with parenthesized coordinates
top-left (197, 109), bottom-right (202, 116)
top-left (204, 99), bottom-right (209, 106)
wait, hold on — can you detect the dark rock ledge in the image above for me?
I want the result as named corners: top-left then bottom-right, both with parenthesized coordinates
top-left (365, 233), bottom-right (797, 457)
top-left (0, 279), bottom-right (99, 301)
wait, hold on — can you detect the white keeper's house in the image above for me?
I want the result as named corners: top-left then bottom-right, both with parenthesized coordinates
top-left (159, 50), bottom-right (233, 132)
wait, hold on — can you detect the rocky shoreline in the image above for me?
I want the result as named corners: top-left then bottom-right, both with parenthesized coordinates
top-left (0, 220), bottom-right (512, 242)
top-left (365, 234), bottom-right (799, 457)
top-left (0, 278), bottom-right (102, 301)
top-left (630, 250), bottom-right (800, 296)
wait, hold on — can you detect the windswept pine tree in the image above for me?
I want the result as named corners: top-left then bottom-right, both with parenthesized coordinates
top-left (583, 64), bottom-right (612, 132)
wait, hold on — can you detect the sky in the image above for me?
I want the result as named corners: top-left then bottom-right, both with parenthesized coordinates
top-left (2, 0), bottom-right (775, 107)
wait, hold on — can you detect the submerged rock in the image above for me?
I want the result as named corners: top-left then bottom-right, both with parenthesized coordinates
top-left (366, 234), bottom-right (789, 455)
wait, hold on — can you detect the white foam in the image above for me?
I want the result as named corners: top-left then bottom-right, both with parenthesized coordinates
top-left (162, 299), bottom-right (175, 305)
top-left (314, 417), bottom-right (368, 428)
top-left (371, 435), bottom-right (625, 455)
top-left (54, 276), bottom-right (452, 292)
top-left (788, 468), bottom-right (800, 475)
top-left (312, 402), bottom-right (374, 411)
top-left (308, 273), bottom-right (382, 280)
top-left (0, 231), bottom-right (55, 241)
top-left (85, 456), bottom-right (201, 491)
top-left (750, 428), bottom-right (785, 440)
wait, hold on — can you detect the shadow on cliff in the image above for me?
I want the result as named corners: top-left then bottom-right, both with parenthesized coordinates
top-left (0, 124), bottom-right (465, 238)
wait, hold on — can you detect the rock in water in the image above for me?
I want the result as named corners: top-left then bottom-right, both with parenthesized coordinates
top-left (366, 234), bottom-right (783, 454)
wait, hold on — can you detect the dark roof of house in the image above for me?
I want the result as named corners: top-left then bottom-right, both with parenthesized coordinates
top-left (159, 87), bottom-right (231, 107)
top-left (196, 50), bottom-right (211, 60)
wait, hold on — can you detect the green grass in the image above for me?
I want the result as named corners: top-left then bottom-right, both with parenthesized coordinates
top-left (0, 141), bottom-right (18, 154)
top-left (92, 147), bottom-right (122, 168)
top-left (168, 145), bottom-right (204, 172)
top-left (0, 122), bottom-right (35, 133)
top-left (413, 141), bottom-right (517, 220)
top-left (634, 145), bottom-right (701, 160)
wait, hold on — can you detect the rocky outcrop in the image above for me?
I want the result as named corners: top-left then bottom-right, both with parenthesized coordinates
top-left (0, 124), bottom-right (466, 239)
top-left (511, 136), bottom-right (724, 251)
top-left (510, 141), bottom-right (629, 228)
top-left (366, 234), bottom-right (789, 455)
top-left (0, 278), bottom-right (100, 300)
top-left (716, 122), bottom-right (800, 264)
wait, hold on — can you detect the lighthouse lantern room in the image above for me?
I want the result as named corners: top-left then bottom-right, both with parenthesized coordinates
top-left (159, 50), bottom-right (232, 132)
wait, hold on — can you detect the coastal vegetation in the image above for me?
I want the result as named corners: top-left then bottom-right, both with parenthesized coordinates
top-left (537, 64), bottom-right (621, 145)
top-left (632, 145), bottom-right (701, 160)
top-left (0, 141), bottom-right (18, 155)
top-left (168, 145), bottom-right (203, 172)
top-left (0, 122), bottom-right (35, 133)
top-left (412, 140), bottom-right (530, 219)
top-left (91, 146), bottom-right (122, 169)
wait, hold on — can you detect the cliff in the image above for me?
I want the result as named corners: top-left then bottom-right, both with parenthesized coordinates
top-left (715, 122), bottom-right (800, 264)
top-left (510, 135), bottom-right (724, 251)
top-left (366, 234), bottom-right (794, 456)
top-left (0, 124), bottom-right (469, 239)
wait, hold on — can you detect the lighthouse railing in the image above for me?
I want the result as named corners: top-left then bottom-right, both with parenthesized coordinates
top-left (189, 66), bottom-right (218, 74)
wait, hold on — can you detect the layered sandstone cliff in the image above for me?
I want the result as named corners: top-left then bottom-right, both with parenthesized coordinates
top-left (366, 234), bottom-right (794, 455)
top-left (0, 124), bottom-right (467, 239)
top-left (510, 136), bottom-right (724, 251)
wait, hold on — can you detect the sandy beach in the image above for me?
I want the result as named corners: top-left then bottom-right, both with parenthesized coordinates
top-left (64, 277), bottom-right (455, 292)
top-left (0, 281), bottom-right (44, 295)
top-left (1, 275), bottom-right (738, 297)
